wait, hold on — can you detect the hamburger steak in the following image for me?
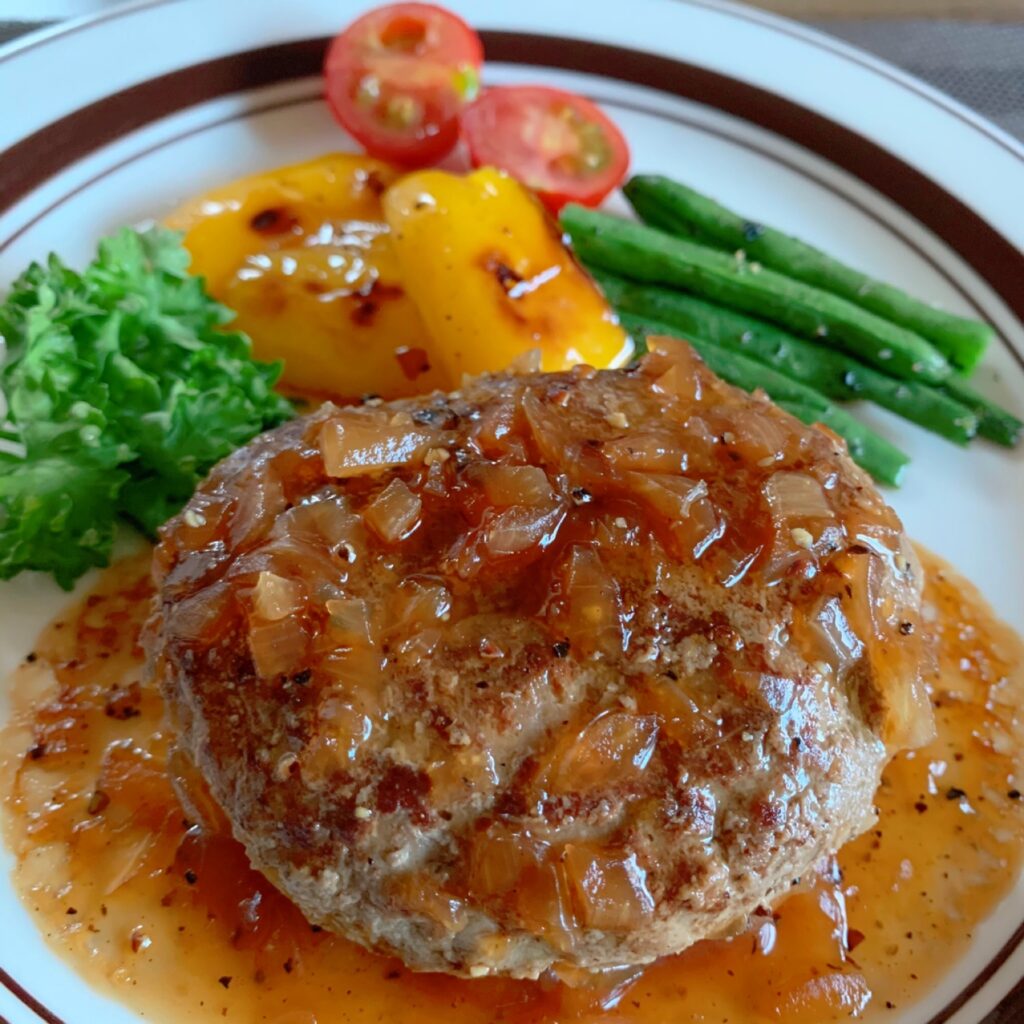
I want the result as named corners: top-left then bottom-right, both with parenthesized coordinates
top-left (147, 337), bottom-right (932, 979)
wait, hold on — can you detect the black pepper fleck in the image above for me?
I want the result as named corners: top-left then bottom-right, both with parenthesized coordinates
top-left (184, 869), bottom-right (198, 885)
top-left (552, 641), bottom-right (570, 658)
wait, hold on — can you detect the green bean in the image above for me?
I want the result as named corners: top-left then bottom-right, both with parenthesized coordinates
top-left (561, 204), bottom-right (950, 384)
top-left (624, 175), bottom-right (993, 373)
top-left (596, 272), bottom-right (976, 445)
top-left (940, 377), bottom-right (1023, 447)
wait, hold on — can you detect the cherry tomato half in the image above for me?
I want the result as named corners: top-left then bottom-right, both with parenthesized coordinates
top-left (461, 86), bottom-right (631, 212)
top-left (324, 3), bottom-right (483, 167)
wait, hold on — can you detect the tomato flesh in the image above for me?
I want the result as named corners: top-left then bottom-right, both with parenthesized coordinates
top-left (324, 3), bottom-right (483, 167)
top-left (461, 86), bottom-right (630, 212)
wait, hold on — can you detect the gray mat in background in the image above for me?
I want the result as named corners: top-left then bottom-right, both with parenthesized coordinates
top-left (812, 19), bottom-right (1024, 139)
top-left (1, 17), bottom-right (1023, 140)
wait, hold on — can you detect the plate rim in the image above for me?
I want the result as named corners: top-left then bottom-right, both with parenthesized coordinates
top-left (2, 0), bottom-right (1023, 169)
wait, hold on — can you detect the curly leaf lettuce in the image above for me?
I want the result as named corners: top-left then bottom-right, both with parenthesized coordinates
top-left (0, 226), bottom-right (294, 589)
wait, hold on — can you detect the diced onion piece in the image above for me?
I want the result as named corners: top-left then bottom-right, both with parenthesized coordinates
top-left (319, 415), bottom-right (434, 478)
top-left (316, 698), bottom-right (373, 763)
top-left (811, 596), bottom-right (864, 675)
top-left (544, 710), bottom-right (659, 796)
top-left (563, 844), bottom-right (655, 931)
top-left (627, 472), bottom-right (708, 520)
top-left (484, 504), bottom-right (563, 557)
top-left (477, 464), bottom-right (554, 507)
top-left (877, 652), bottom-right (935, 752)
top-left (395, 626), bottom-right (442, 663)
top-left (388, 873), bottom-right (467, 931)
top-left (166, 583), bottom-right (234, 643)
top-left (851, 545), bottom-right (934, 752)
top-left (643, 335), bottom-right (706, 379)
top-left (468, 830), bottom-right (538, 896)
top-left (506, 348), bottom-right (543, 375)
top-left (319, 647), bottom-right (384, 713)
top-left (252, 571), bottom-right (303, 621)
top-left (264, 500), bottom-right (367, 582)
top-left (249, 616), bottom-right (309, 677)
top-left (391, 576), bottom-right (451, 629)
top-left (651, 361), bottom-right (701, 405)
top-left (603, 434), bottom-right (687, 473)
top-left (762, 472), bottom-right (842, 579)
top-left (626, 472), bottom-right (722, 560)
top-left (729, 409), bottom-right (793, 464)
top-left (563, 545), bottom-right (624, 656)
top-left (764, 472), bottom-right (834, 524)
top-left (474, 400), bottom-right (517, 455)
top-left (325, 598), bottom-right (372, 647)
top-left (229, 473), bottom-right (286, 548)
top-left (521, 390), bottom-right (570, 465)
top-left (365, 478), bottom-right (422, 543)
top-left (678, 500), bottom-right (724, 561)
top-left (295, 496), bottom-right (364, 554)
top-left (515, 860), bottom-right (578, 954)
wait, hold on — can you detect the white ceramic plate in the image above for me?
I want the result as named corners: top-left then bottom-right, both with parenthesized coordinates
top-left (1, 2), bottom-right (1023, 1022)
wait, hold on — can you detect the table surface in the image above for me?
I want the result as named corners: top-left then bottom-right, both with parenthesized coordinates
top-left (764, 0), bottom-right (1023, 17)
top-left (1, 0), bottom-right (1023, 16)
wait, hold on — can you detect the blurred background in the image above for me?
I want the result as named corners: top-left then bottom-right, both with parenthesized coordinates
top-left (1, 0), bottom-right (1021, 138)
top-left (1, 0), bottom-right (1022, 16)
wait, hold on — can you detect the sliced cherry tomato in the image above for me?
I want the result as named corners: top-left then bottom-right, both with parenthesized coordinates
top-left (324, 3), bottom-right (483, 167)
top-left (461, 86), bottom-right (630, 212)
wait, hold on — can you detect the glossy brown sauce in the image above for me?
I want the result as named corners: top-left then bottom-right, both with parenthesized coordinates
top-left (1, 546), bottom-right (1022, 1023)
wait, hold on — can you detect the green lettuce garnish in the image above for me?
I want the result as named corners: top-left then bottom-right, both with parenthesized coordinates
top-left (0, 226), bottom-right (294, 589)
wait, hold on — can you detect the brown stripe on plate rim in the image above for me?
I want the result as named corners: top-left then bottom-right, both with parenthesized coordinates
top-left (2, 0), bottom-right (1021, 171)
top-left (0, 37), bottom-right (327, 213)
top-left (0, 27), bottom-right (1022, 1024)
top-left (0, 968), bottom-right (62, 1024)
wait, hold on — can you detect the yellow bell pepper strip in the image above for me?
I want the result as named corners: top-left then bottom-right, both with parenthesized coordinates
top-left (382, 166), bottom-right (632, 380)
top-left (167, 153), bottom-right (447, 400)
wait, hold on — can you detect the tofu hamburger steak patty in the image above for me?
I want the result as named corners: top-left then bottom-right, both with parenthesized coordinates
top-left (146, 337), bottom-right (932, 979)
